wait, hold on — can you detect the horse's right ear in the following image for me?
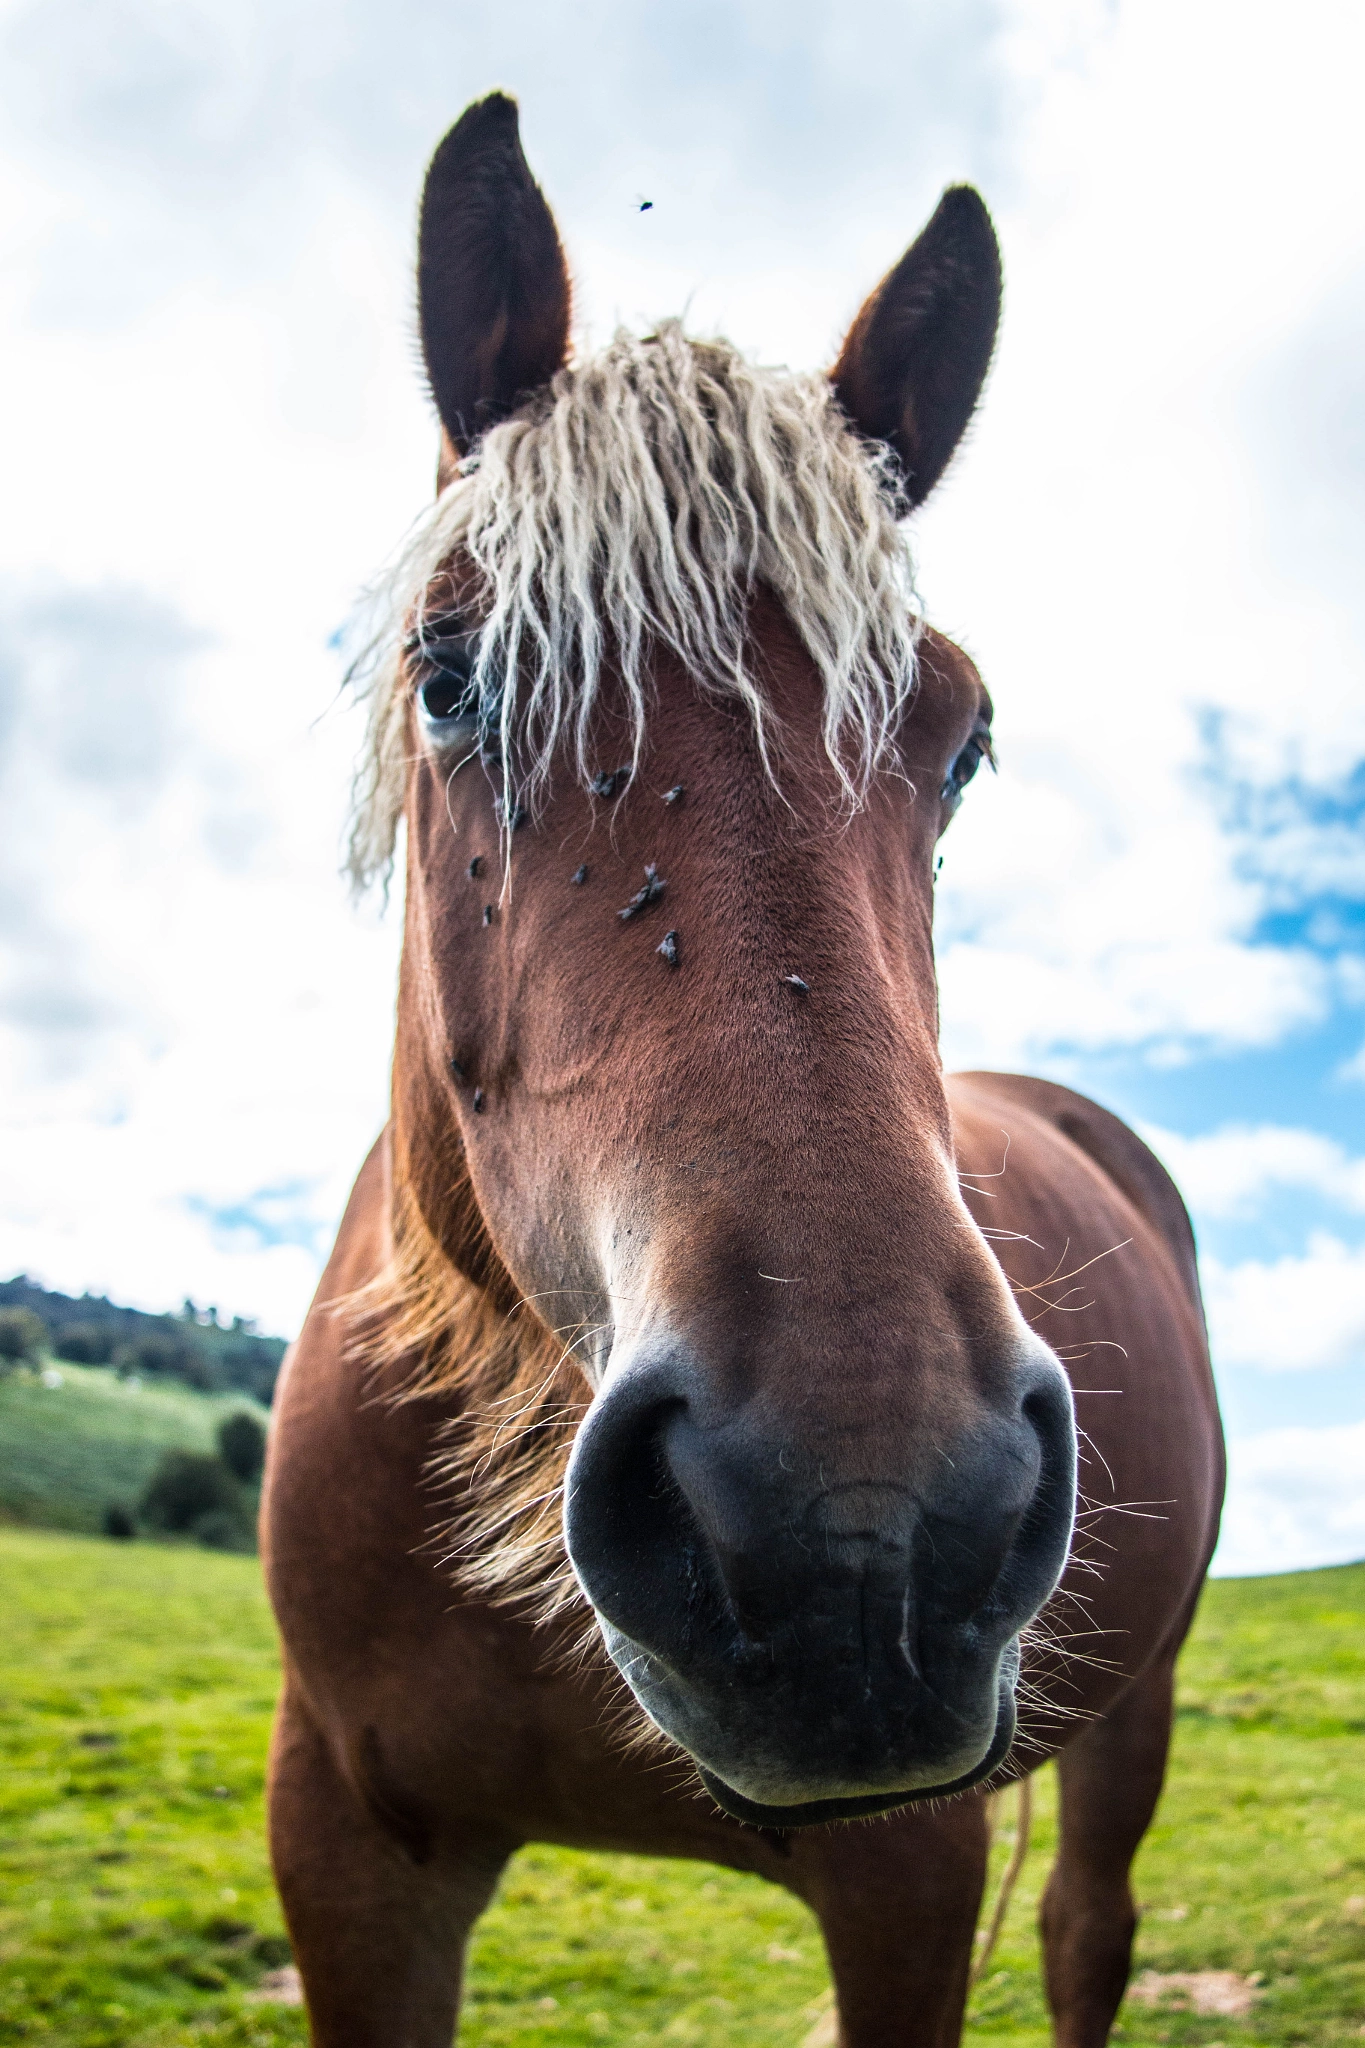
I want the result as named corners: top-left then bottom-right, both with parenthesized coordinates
top-left (418, 94), bottom-right (571, 463)
top-left (831, 186), bottom-right (1001, 508)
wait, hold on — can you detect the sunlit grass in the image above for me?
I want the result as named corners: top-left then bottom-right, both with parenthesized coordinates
top-left (0, 1529), bottom-right (1361, 2045)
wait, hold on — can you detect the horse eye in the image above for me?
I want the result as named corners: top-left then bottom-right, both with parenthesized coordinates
top-left (419, 670), bottom-right (474, 723)
top-left (413, 631), bottom-right (480, 741)
top-left (941, 728), bottom-right (992, 804)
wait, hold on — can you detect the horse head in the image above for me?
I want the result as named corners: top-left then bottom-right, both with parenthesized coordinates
top-left (356, 93), bottom-right (1076, 1828)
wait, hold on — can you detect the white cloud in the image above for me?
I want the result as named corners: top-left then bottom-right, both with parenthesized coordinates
top-left (1213, 1421), bottom-right (1365, 1576)
top-left (937, 933), bottom-right (1326, 1072)
top-left (924, 0), bottom-right (1365, 1068)
top-left (1202, 1235), bottom-right (1365, 1374)
top-left (1140, 1123), bottom-right (1365, 1222)
top-left (0, 574), bottom-right (398, 1333)
top-left (2, 0), bottom-right (1365, 1346)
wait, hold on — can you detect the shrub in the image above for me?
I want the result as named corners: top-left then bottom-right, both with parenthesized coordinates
top-left (56, 1322), bottom-right (114, 1366)
top-left (192, 1507), bottom-right (255, 1553)
top-left (138, 1451), bottom-right (241, 1534)
top-left (216, 1410), bottom-right (266, 1485)
top-left (0, 1306), bottom-right (47, 1365)
top-left (102, 1504), bottom-right (136, 1540)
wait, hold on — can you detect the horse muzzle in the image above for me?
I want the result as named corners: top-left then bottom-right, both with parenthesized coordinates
top-left (563, 1339), bottom-right (1076, 1827)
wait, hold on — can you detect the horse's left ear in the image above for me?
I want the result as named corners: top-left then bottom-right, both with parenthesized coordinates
top-left (831, 186), bottom-right (1001, 508)
top-left (418, 93), bottom-right (571, 463)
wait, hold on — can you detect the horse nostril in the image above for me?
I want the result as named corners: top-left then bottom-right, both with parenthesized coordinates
top-left (994, 1357), bottom-right (1078, 1616)
top-left (1021, 1364), bottom-right (1078, 1483)
top-left (565, 1370), bottom-right (704, 1636)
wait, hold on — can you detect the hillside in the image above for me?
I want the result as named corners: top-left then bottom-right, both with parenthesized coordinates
top-left (0, 1362), bottom-right (268, 1537)
top-left (0, 1535), bottom-right (1360, 2046)
top-left (1, 1274), bottom-right (287, 1403)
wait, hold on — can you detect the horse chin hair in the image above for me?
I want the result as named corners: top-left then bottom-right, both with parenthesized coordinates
top-left (694, 1670), bottom-right (1020, 1831)
top-left (598, 1627), bottom-right (1022, 1831)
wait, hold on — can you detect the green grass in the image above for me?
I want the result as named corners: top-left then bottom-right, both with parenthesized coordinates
top-left (0, 1367), bottom-right (266, 1536)
top-left (963, 1563), bottom-right (1365, 2046)
top-left (0, 1530), bottom-right (1361, 2046)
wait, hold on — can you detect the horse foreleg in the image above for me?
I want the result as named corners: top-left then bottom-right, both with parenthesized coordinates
top-left (1041, 1656), bottom-right (1177, 2048)
top-left (793, 1792), bottom-right (991, 2046)
top-left (268, 1680), bottom-right (515, 2046)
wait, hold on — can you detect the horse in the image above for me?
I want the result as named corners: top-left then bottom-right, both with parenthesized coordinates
top-left (262, 93), bottom-right (1224, 2048)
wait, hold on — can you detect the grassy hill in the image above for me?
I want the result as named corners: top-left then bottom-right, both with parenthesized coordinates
top-left (0, 1364), bottom-right (268, 1537)
top-left (0, 1531), bottom-right (1361, 2046)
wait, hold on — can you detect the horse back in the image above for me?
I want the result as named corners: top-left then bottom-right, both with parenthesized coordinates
top-left (953, 1071), bottom-right (1202, 1317)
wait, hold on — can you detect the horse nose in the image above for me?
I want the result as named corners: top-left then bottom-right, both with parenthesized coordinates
top-left (562, 1340), bottom-right (1074, 1815)
top-left (563, 1340), bottom-right (1075, 1703)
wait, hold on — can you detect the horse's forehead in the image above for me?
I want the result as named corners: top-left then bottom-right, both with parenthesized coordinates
top-left (918, 624), bottom-right (982, 692)
top-left (912, 625), bottom-right (989, 725)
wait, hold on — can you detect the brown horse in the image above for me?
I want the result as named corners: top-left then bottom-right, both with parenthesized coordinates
top-left (262, 94), bottom-right (1223, 2048)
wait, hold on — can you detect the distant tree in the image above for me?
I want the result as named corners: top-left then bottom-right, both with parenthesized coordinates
top-left (117, 1332), bottom-right (195, 1380)
top-left (56, 1323), bottom-right (114, 1366)
top-left (138, 1450), bottom-right (241, 1533)
top-left (217, 1410), bottom-right (266, 1485)
top-left (0, 1307), bottom-right (46, 1366)
top-left (188, 1352), bottom-right (230, 1394)
top-left (102, 1504), bottom-right (136, 1540)
top-left (214, 1337), bottom-right (282, 1405)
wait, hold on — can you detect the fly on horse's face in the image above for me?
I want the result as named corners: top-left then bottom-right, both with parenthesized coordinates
top-left (371, 94), bottom-right (1077, 1828)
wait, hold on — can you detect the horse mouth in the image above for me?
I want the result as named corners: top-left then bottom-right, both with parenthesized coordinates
top-left (695, 1669), bottom-right (1019, 1830)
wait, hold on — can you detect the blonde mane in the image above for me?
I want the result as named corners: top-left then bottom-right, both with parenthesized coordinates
top-left (340, 1173), bottom-right (590, 1629)
top-left (347, 320), bottom-right (921, 890)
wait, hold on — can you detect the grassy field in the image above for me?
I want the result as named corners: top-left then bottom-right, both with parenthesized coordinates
top-left (0, 1530), bottom-right (1361, 2047)
top-left (0, 1367), bottom-right (267, 1537)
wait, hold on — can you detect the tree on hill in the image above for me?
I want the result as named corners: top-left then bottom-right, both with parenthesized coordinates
top-left (0, 1307), bottom-right (46, 1368)
top-left (115, 1332), bottom-right (197, 1382)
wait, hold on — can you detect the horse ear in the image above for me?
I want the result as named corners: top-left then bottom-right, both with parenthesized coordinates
top-left (831, 186), bottom-right (1001, 508)
top-left (418, 94), bottom-right (571, 458)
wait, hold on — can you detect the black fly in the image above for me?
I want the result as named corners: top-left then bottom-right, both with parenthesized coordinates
top-left (618, 864), bottom-right (666, 920)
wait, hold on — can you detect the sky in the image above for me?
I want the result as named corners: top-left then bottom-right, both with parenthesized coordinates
top-left (1, 0), bottom-right (1362, 1577)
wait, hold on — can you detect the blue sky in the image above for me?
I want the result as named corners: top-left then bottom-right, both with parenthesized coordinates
top-left (0, 0), bottom-right (1361, 1574)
